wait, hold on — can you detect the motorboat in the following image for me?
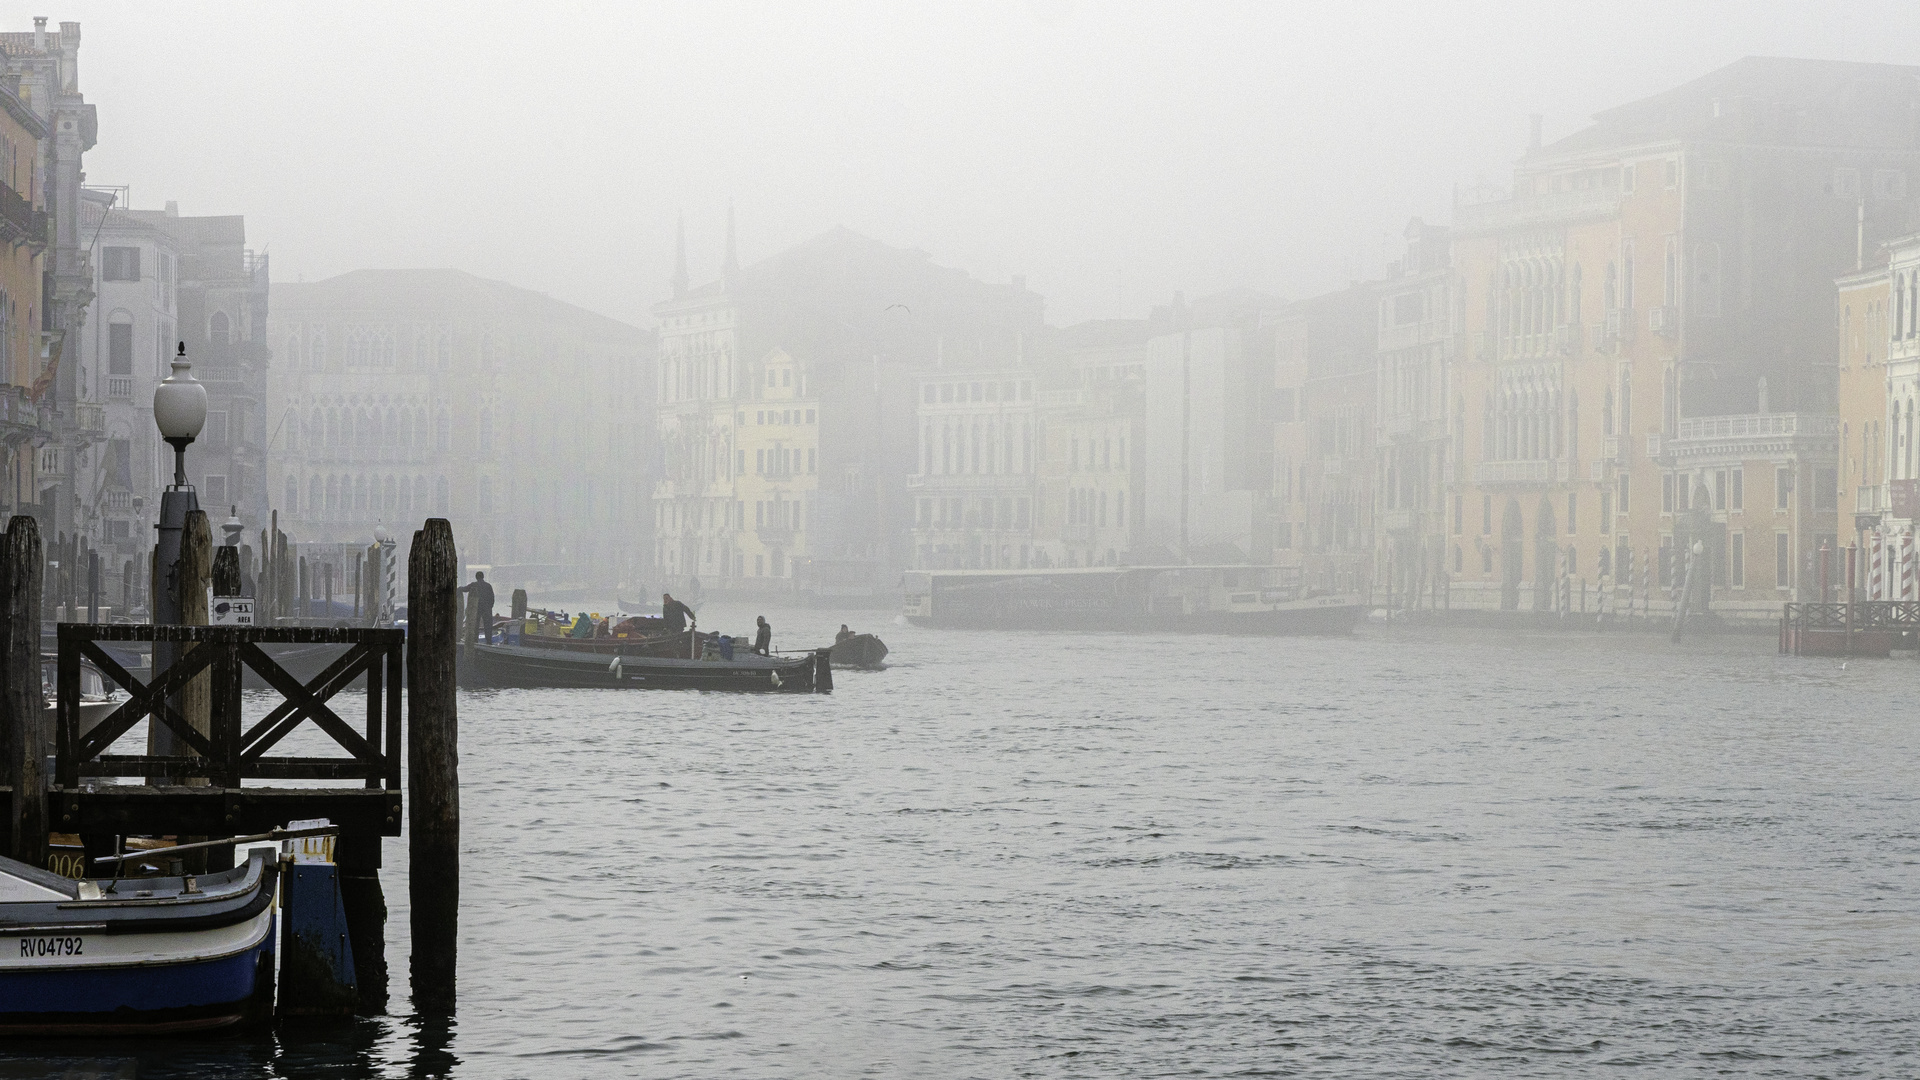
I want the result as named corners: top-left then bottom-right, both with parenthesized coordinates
top-left (41, 655), bottom-right (127, 741)
top-left (0, 849), bottom-right (279, 1034)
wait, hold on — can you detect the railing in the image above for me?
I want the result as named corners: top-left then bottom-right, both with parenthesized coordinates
top-left (106, 376), bottom-right (133, 400)
top-left (1781, 601), bottom-right (1920, 656)
top-left (1472, 459), bottom-right (1569, 485)
top-left (1675, 413), bottom-right (1840, 441)
top-left (105, 489), bottom-right (131, 511)
top-left (57, 624), bottom-right (404, 788)
top-left (72, 401), bottom-right (105, 438)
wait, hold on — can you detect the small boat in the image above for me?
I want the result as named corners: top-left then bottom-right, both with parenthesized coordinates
top-left (468, 641), bottom-right (827, 692)
top-left (41, 655), bottom-right (127, 740)
top-left (829, 633), bottom-right (889, 670)
top-left (0, 849), bottom-right (279, 1034)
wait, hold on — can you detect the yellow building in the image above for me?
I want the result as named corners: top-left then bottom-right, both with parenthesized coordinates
top-left (0, 78), bottom-right (47, 512)
top-left (1447, 59), bottom-right (1913, 616)
top-left (732, 348), bottom-right (817, 580)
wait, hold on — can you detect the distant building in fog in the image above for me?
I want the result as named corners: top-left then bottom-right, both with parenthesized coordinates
top-left (652, 221), bottom-right (1043, 592)
top-left (909, 369), bottom-right (1036, 570)
top-left (1372, 219), bottom-right (1456, 609)
top-left (267, 270), bottom-right (655, 589)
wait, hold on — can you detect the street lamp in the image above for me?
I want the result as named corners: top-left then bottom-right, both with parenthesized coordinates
top-left (149, 341), bottom-right (206, 756)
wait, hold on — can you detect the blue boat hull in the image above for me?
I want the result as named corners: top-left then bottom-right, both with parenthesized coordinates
top-left (0, 918), bottom-right (276, 1035)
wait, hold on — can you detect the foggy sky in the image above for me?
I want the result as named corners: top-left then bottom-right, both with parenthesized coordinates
top-left (58, 0), bottom-right (1920, 328)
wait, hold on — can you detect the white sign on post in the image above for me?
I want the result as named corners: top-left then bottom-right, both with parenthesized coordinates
top-left (211, 596), bottom-right (254, 626)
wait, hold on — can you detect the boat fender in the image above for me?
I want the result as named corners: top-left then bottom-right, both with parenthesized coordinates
top-left (770, 670), bottom-right (782, 689)
top-left (608, 656), bottom-right (623, 679)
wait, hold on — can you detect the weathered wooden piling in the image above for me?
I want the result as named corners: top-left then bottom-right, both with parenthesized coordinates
top-left (335, 831), bottom-right (388, 1013)
top-left (511, 587), bottom-right (527, 621)
top-left (407, 519), bottom-right (459, 1012)
top-left (2, 515), bottom-right (44, 867)
top-left (87, 549), bottom-right (98, 623)
top-left (460, 590), bottom-right (477, 675)
top-left (814, 648), bottom-right (833, 692)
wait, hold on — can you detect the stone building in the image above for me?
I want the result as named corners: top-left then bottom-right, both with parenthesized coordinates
top-left (909, 369), bottom-right (1037, 569)
top-left (0, 69), bottom-right (49, 523)
top-left (1270, 282), bottom-right (1379, 593)
top-left (1026, 320), bottom-right (1153, 568)
top-left (1446, 57), bottom-right (1916, 615)
top-left (0, 17), bottom-right (95, 541)
top-left (1373, 220), bottom-right (1457, 609)
top-left (73, 193), bottom-right (177, 571)
top-left (651, 221), bottom-right (1043, 593)
top-left (267, 270), bottom-right (655, 590)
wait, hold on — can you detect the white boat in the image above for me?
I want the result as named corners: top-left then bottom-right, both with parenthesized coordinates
top-left (41, 655), bottom-right (126, 739)
top-left (0, 849), bottom-right (279, 1033)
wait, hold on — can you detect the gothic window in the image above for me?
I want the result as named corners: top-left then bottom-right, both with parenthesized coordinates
top-left (210, 312), bottom-right (230, 345)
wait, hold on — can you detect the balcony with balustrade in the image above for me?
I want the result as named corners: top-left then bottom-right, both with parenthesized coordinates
top-left (1670, 412), bottom-right (1839, 465)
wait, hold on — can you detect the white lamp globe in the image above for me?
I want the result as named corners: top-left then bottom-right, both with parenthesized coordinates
top-left (153, 341), bottom-right (207, 442)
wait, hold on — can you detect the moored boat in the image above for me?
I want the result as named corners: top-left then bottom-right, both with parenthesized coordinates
top-left (829, 633), bottom-right (889, 669)
top-left (0, 849), bottom-right (279, 1034)
top-left (468, 641), bottom-right (829, 692)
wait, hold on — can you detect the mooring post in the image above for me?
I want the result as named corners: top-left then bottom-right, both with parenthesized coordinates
top-left (298, 555), bottom-right (309, 621)
top-left (323, 562), bottom-right (334, 622)
top-left (814, 648), bottom-right (833, 692)
top-left (2, 515), bottom-right (45, 868)
top-left (87, 548), bottom-right (98, 623)
top-left (511, 587), bottom-right (527, 621)
top-left (408, 518), bottom-right (460, 1013)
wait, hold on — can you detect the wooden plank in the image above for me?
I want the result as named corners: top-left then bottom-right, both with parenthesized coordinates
top-left (55, 786), bottom-right (401, 837)
top-left (63, 624), bottom-right (405, 646)
top-left (236, 641), bottom-right (378, 762)
top-left (236, 641), bottom-right (372, 749)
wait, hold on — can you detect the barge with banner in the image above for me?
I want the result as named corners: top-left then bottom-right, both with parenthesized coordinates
top-left (902, 565), bottom-right (1363, 634)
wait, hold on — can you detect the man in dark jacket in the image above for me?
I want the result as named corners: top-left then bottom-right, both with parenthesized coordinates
top-left (662, 592), bottom-right (696, 635)
top-left (753, 615), bottom-right (772, 656)
top-left (458, 571), bottom-right (496, 642)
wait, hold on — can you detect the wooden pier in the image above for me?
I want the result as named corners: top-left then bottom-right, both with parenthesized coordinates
top-left (1778, 601), bottom-right (1920, 657)
top-left (0, 512), bottom-right (463, 1019)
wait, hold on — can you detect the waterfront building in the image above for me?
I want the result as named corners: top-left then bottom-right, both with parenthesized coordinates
top-left (1447, 58), bottom-right (1919, 614)
top-left (732, 348), bottom-right (819, 580)
top-left (1373, 220), bottom-right (1457, 609)
top-left (910, 368), bottom-right (1036, 569)
top-left (1026, 324), bottom-right (1150, 568)
top-left (0, 70), bottom-right (49, 523)
top-left (1139, 290), bottom-right (1274, 563)
top-left (73, 194), bottom-right (177, 572)
top-left (1270, 282), bottom-right (1379, 593)
top-left (0, 18), bottom-right (95, 541)
top-left (1837, 234), bottom-right (1920, 588)
top-left (651, 220), bottom-right (1042, 592)
top-left (267, 270), bottom-right (654, 590)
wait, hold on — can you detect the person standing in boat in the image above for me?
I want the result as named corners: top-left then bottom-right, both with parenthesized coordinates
top-left (662, 592), bottom-right (696, 635)
top-left (753, 615), bottom-right (772, 656)
top-left (835, 624), bottom-right (855, 644)
top-left (458, 571), bottom-right (496, 643)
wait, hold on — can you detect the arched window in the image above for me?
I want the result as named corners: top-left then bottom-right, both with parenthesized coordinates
top-left (209, 312), bottom-right (230, 345)
top-left (326, 476), bottom-right (339, 516)
top-left (312, 409), bottom-right (326, 448)
top-left (364, 409), bottom-right (379, 447)
top-left (436, 412), bottom-right (451, 452)
top-left (416, 475), bottom-right (428, 513)
top-left (384, 476), bottom-right (397, 514)
top-left (354, 475), bottom-right (368, 513)
top-left (386, 409), bottom-right (398, 445)
top-left (285, 476), bottom-right (298, 513)
top-left (287, 410), bottom-right (300, 452)
top-left (308, 476), bottom-right (321, 516)
top-left (400, 475), bottom-right (412, 513)
top-left (435, 476), bottom-right (450, 514)
top-left (286, 334), bottom-right (302, 370)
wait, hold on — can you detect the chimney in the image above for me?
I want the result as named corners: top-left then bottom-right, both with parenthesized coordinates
top-left (32, 17), bottom-right (45, 50)
top-left (1528, 113), bottom-right (1543, 151)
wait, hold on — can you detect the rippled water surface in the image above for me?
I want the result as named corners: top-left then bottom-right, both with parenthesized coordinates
top-left (8, 608), bottom-right (1919, 1078)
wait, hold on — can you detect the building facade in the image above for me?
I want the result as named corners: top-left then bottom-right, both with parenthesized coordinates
top-left (1374, 220), bottom-right (1456, 609)
top-left (909, 369), bottom-right (1037, 569)
top-left (0, 70), bottom-right (48, 524)
top-left (1446, 58), bottom-right (1920, 615)
top-left (652, 223), bottom-right (1043, 592)
top-left (0, 18), bottom-right (95, 542)
top-left (268, 270), bottom-right (655, 590)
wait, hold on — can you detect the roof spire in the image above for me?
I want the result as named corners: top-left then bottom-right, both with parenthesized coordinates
top-left (723, 199), bottom-right (740, 282)
top-left (671, 213), bottom-right (689, 298)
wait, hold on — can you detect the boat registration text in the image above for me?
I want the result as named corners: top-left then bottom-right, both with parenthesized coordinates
top-left (19, 936), bottom-right (83, 958)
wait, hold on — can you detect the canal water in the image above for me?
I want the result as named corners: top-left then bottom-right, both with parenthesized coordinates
top-left (7, 608), bottom-right (1917, 1077)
